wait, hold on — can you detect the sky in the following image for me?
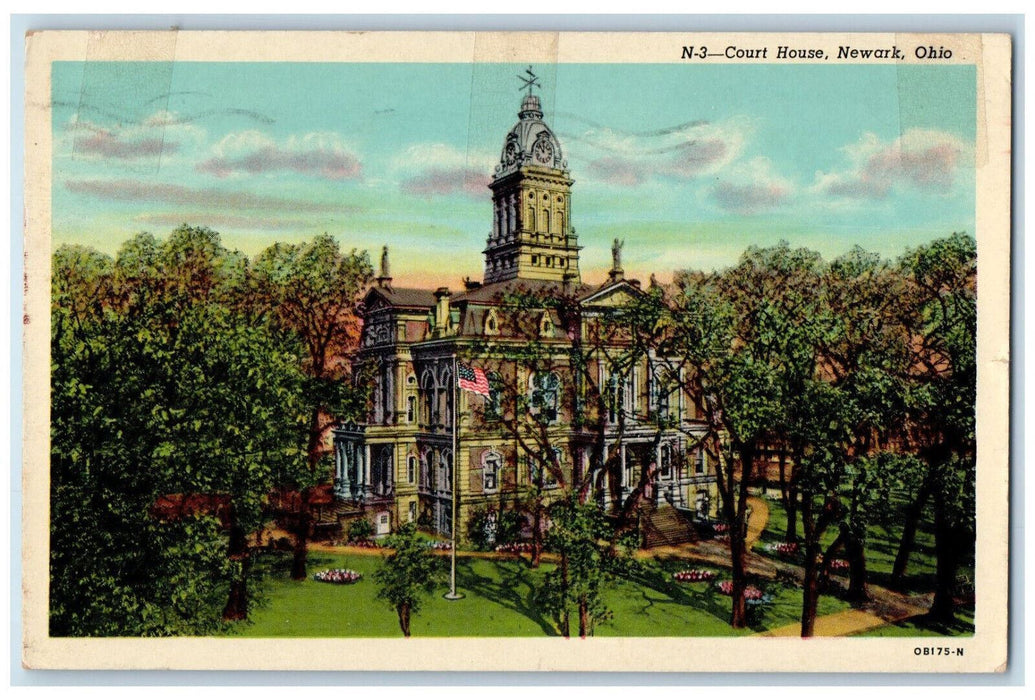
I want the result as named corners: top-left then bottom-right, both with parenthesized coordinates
top-left (51, 61), bottom-right (977, 287)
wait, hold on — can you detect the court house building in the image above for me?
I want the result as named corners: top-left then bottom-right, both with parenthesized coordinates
top-left (332, 85), bottom-right (719, 544)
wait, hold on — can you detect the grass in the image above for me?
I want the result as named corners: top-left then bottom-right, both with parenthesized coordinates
top-left (226, 550), bottom-right (851, 638)
top-left (854, 608), bottom-right (975, 638)
top-left (751, 490), bottom-right (958, 595)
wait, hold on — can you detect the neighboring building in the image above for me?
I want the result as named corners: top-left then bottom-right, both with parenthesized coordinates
top-left (332, 87), bottom-right (718, 543)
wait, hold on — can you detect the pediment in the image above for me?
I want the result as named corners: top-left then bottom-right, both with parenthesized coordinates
top-left (579, 281), bottom-right (643, 309)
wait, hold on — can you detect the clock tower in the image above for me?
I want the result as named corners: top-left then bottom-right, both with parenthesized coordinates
top-left (483, 77), bottom-right (581, 285)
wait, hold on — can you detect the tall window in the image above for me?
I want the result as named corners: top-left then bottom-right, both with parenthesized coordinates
top-left (606, 371), bottom-right (623, 423)
top-left (695, 448), bottom-right (706, 475)
top-left (406, 395), bottom-right (416, 423)
top-left (485, 371), bottom-right (503, 421)
top-left (374, 446), bottom-right (393, 497)
top-left (420, 371), bottom-right (436, 425)
top-left (660, 444), bottom-right (672, 480)
top-left (528, 451), bottom-right (559, 488)
top-left (529, 372), bottom-right (560, 424)
top-left (483, 451), bottom-right (501, 492)
top-left (407, 454), bottom-right (417, 483)
top-left (419, 450), bottom-right (430, 489)
top-left (439, 450), bottom-right (453, 493)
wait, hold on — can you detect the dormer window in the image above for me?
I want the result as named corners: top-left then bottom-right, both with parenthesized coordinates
top-left (484, 308), bottom-right (500, 336)
top-left (539, 312), bottom-right (553, 336)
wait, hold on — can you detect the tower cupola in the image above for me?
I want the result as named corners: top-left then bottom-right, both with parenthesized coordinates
top-left (483, 67), bottom-right (581, 285)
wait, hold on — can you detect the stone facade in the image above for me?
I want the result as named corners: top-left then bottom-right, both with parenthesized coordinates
top-left (332, 89), bottom-right (719, 542)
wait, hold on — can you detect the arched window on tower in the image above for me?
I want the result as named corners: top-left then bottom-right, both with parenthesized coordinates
top-left (542, 208), bottom-right (550, 234)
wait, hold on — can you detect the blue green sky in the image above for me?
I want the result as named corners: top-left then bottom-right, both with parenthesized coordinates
top-left (52, 61), bottom-right (976, 286)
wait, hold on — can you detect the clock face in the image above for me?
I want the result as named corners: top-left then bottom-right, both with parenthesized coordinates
top-left (533, 138), bottom-right (554, 165)
top-left (504, 140), bottom-right (519, 165)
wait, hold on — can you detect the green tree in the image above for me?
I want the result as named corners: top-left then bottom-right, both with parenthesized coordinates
top-left (373, 523), bottom-right (444, 637)
top-left (664, 243), bottom-right (821, 629)
top-left (895, 233), bottom-right (977, 621)
top-left (49, 227), bottom-right (312, 633)
top-left (250, 234), bottom-right (373, 580)
top-left (538, 498), bottom-right (630, 637)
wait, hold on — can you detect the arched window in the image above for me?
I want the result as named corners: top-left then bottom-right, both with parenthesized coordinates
top-left (542, 208), bottom-right (550, 233)
top-left (420, 370), bottom-right (437, 425)
top-left (374, 446), bottom-right (393, 497)
top-left (438, 366), bottom-right (453, 428)
top-left (407, 454), bottom-right (417, 483)
top-left (482, 450), bottom-right (502, 492)
top-left (439, 449), bottom-right (453, 493)
top-left (527, 205), bottom-right (536, 231)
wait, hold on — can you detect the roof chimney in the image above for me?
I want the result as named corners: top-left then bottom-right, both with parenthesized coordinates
top-left (433, 287), bottom-right (452, 336)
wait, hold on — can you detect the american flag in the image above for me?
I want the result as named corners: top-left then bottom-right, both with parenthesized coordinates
top-left (457, 362), bottom-right (490, 397)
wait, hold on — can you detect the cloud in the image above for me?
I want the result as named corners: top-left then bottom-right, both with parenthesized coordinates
top-left (59, 111), bottom-right (205, 163)
top-left (566, 118), bottom-right (750, 186)
top-left (74, 129), bottom-right (177, 160)
top-left (709, 157), bottom-right (793, 215)
top-left (196, 131), bottom-right (362, 180)
top-left (812, 129), bottom-right (968, 200)
top-left (64, 178), bottom-right (350, 213)
top-left (392, 143), bottom-right (495, 198)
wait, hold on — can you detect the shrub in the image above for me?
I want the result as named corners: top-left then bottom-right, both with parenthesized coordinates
top-left (347, 518), bottom-right (375, 542)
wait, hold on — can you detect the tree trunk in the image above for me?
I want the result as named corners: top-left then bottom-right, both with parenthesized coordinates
top-left (891, 480), bottom-right (932, 587)
top-left (845, 532), bottom-right (869, 603)
top-left (398, 602), bottom-right (411, 637)
top-left (728, 445), bottom-right (754, 629)
top-left (578, 596), bottom-right (589, 638)
top-left (530, 501), bottom-right (543, 568)
top-left (559, 551), bottom-right (571, 638)
top-left (800, 545), bottom-right (820, 638)
top-left (291, 506), bottom-right (311, 581)
top-left (784, 485), bottom-right (799, 544)
top-left (222, 510), bottom-right (251, 621)
top-left (929, 496), bottom-right (961, 623)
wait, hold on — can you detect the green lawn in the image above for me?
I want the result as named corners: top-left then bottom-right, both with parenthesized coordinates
top-left (854, 608), bottom-right (975, 637)
top-left (752, 491), bottom-right (951, 594)
top-left (226, 550), bottom-right (850, 638)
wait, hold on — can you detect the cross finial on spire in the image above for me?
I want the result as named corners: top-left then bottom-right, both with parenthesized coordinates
top-left (518, 66), bottom-right (541, 97)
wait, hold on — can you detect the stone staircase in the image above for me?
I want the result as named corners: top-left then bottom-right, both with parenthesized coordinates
top-left (641, 504), bottom-right (697, 548)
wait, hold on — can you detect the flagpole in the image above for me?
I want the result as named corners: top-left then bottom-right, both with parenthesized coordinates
top-left (445, 354), bottom-right (463, 600)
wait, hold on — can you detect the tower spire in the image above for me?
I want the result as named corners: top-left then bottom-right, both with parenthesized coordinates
top-left (377, 245), bottom-right (392, 289)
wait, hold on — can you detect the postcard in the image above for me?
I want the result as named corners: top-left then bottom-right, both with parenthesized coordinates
top-left (21, 30), bottom-right (1011, 672)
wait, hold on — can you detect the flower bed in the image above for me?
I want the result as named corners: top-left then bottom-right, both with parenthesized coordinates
top-left (716, 580), bottom-right (766, 601)
top-left (426, 541), bottom-right (453, 551)
top-left (763, 542), bottom-right (799, 556)
top-left (494, 542), bottom-right (535, 554)
top-left (713, 523), bottom-right (730, 534)
top-left (828, 558), bottom-right (850, 571)
top-left (312, 568), bottom-right (362, 585)
top-left (673, 569), bottom-right (717, 583)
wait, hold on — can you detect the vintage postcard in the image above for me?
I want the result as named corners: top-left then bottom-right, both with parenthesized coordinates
top-left (21, 30), bottom-right (1011, 672)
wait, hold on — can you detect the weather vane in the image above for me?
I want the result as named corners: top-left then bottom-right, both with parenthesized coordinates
top-left (518, 65), bottom-right (541, 97)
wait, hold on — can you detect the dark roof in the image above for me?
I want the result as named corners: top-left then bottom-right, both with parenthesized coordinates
top-left (453, 277), bottom-right (595, 304)
top-left (366, 286), bottom-right (438, 309)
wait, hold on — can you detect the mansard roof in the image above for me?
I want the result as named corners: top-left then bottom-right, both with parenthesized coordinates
top-left (364, 285), bottom-right (437, 310)
top-left (453, 277), bottom-right (593, 304)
